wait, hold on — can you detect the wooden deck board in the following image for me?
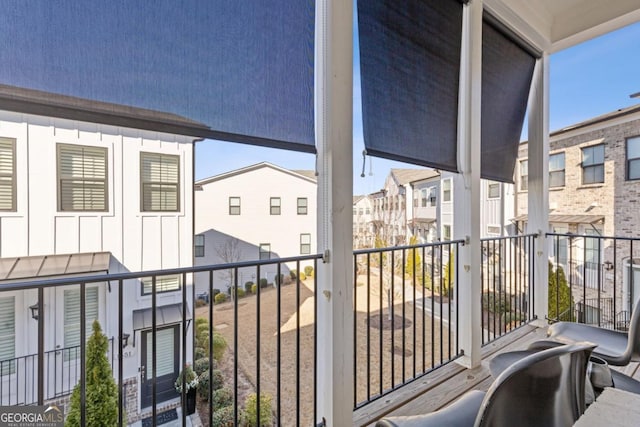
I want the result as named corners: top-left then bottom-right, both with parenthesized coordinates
top-left (353, 325), bottom-right (548, 426)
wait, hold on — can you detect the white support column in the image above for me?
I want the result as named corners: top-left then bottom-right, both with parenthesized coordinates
top-left (527, 54), bottom-right (550, 325)
top-left (315, 0), bottom-right (354, 425)
top-left (455, 0), bottom-right (483, 369)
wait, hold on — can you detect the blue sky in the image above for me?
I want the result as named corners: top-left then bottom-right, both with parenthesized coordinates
top-left (195, 21), bottom-right (640, 196)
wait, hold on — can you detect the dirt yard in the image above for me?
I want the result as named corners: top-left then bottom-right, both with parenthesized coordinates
top-left (196, 275), bottom-right (453, 426)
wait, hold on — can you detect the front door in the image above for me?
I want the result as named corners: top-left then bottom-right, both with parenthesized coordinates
top-left (140, 325), bottom-right (179, 408)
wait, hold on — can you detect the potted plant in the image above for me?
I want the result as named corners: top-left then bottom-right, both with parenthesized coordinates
top-left (175, 364), bottom-right (198, 415)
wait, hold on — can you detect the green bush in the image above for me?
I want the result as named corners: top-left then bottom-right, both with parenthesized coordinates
top-left (214, 293), bottom-right (228, 304)
top-left (195, 317), bottom-right (208, 327)
top-left (66, 321), bottom-right (119, 427)
top-left (502, 311), bottom-right (524, 325)
top-left (212, 289), bottom-right (221, 298)
top-left (244, 281), bottom-right (254, 293)
top-left (236, 288), bottom-right (246, 298)
top-left (196, 322), bottom-right (209, 338)
top-left (482, 291), bottom-right (511, 314)
top-left (274, 274), bottom-right (283, 286)
top-left (259, 278), bottom-right (268, 288)
top-left (212, 332), bottom-right (227, 362)
top-left (194, 357), bottom-right (214, 376)
top-left (290, 269), bottom-right (297, 279)
top-left (212, 387), bottom-right (233, 410)
top-left (304, 266), bottom-right (314, 277)
top-left (251, 284), bottom-right (258, 294)
top-left (243, 393), bottom-right (273, 427)
top-left (195, 298), bottom-right (208, 308)
top-left (198, 369), bottom-right (225, 401)
top-left (549, 262), bottom-right (573, 321)
top-left (197, 332), bottom-right (210, 350)
top-left (211, 406), bottom-right (236, 427)
top-left (195, 346), bottom-right (207, 360)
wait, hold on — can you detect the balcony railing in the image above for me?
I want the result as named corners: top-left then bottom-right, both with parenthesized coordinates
top-left (0, 339), bottom-right (114, 406)
top-left (547, 232), bottom-right (640, 329)
top-left (480, 234), bottom-right (537, 345)
top-left (353, 240), bottom-right (463, 408)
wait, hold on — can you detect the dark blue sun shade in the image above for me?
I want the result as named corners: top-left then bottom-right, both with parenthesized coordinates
top-left (0, 1), bottom-right (315, 152)
top-left (481, 14), bottom-right (538, 183)
top-left (357, 0), bottom-right (465, 173)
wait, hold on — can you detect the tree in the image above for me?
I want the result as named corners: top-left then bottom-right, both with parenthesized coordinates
top-left (548, 262), bottom-right (573, 321)
top-left (405, 235), bottom-right (422, 282)
top-left (374, 234), bottom-right (404, 320)
top-left (66, 320), bottom-right (119, 427)
top-left (215, 238), bottom-right (242, 297)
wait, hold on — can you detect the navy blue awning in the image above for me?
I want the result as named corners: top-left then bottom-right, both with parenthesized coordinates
top-left (0, 1), bottom-right (315, 152)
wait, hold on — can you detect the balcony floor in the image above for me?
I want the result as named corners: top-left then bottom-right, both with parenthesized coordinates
top-left (354, 324), bottom-right (640, 426)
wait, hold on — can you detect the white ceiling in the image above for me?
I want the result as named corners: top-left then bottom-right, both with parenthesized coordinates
top-left (486, 0), bottom-right (640, 52)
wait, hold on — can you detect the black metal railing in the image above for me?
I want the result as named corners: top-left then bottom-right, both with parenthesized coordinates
top-left (0, 254), bottom-right (322, 427)
top-left (353, 240), bottom-right (463, 408)
top-left (0, 340), bottom-right (114, 406)
top-left (547, 233), bottom-right (640, 330)
top-left (480, 234), bottom-right (537, 346)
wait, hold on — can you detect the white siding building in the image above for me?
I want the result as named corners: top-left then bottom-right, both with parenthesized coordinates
top-left (0, 85), bottom-right (205, 421)
top-left (194, 162), bottom-right (317, 292)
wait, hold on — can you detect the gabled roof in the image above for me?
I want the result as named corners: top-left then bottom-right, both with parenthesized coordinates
top-left (196, 162), bottom-right (317, 186)
top-left (390, 169), bottom-right (440, 186)
top-left (0, 84), bottom-right (210, 138)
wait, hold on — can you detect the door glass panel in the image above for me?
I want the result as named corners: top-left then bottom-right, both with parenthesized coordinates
top-left (146, 328), bottom-right (175, 378)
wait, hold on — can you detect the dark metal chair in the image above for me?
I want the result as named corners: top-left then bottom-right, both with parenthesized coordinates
top-left (375, 342), bottom-right (595, 427)
top-left (547, 302), bottom-right (640, 366)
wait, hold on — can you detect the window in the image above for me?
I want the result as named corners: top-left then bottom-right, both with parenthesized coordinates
top-left (300, 233), bottom-right (311, 254)
top-left (584, 229), bottom-right (601, 265)
top-left (582, 144), bottom-right (604, 185)
top-left (195, 234), bottom-right (205, 257)
top-left (549, 153), bottom-right (565, 188)
top-left (552, 226), bottom-right (568, 266)
top-left (442, 225), bottom-right (451, 241)
top-left (229, 197), bottom-right (241, 215)
top-left (421, 189), bottom-right (427, 207)
top-left (627, 136), bottom-right (640, 180)
top-left (0, 297), bottom-right (15, 373)
top-left (141, 275), bottom-right (181, 295)
top-left (487, 183), bottom-right (500, 199)
top-left (428, 187), bottom-right (437, 207)
top-left (519, 160), bottom-right (528, 191)
top-left (64, 288), bottom-right (99, 360)
top-left (58, 144), bottom-right (107, 211)
top-left (259, 244), bottom-right (271, 260)
top-left (487, 225), bottom-right (501, 235)
top-left (442, 179), bottom-right (452, 202)
top-left (297, 197), bottom-right (308, 215)
top-left (365, 207), bottom-right (370, 215)
top-left (0, 138), bottom-right (16, 211)
top-left (270, 197), bottom-right (281, 215)
top-left (141, 152), bottom-right (179, 211)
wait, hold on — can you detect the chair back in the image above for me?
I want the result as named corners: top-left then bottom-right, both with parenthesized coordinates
top-left (475, 342), bottom-right (595, 427)
top-left (627, 302), bottom-right (640, 362)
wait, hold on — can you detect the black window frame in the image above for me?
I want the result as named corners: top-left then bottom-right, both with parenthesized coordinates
top-left (627, 136), bottom-right (640, 181)
top-left (270, 197), bottom-right (281, 215)
top-left (229, 197), bottom-right (241, 215)
top-left (194, 234), bottom-right (205, 257)
top-left (581, 144), bottom-right (605, 185)
top-left (549, 152), bottom-right (566, 188)
top-left (297, 197), bottom-right (308, 215)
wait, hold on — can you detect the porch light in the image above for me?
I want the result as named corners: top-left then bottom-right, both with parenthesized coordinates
top-left (604, 261), bottom-right (614, 271)
top-left (121, 333), bottom-right (131, 348)
top-left (29, 303), bottom-right (39, 320)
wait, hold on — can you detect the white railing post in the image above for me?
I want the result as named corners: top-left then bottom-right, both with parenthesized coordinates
top-left (455, 0), bottom-right (483, 369)
top-left (315, 0), bottom-right (354, 425)
top-left (528, 54), bottom-right (550, 325)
